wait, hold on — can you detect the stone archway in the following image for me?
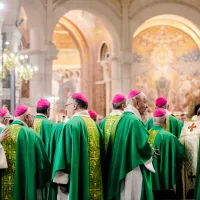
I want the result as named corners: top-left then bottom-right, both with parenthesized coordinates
top-left (52, 0), bottom-right (121, 58)
top-left (52, 9), bottom-right (113, 119)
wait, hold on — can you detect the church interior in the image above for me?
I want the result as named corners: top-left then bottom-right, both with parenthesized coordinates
top-left (1, 0), bottom-right (200, 120)
top-left (2, 1), bottom-right (200, 200)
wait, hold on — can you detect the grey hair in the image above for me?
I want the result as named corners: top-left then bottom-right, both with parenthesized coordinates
top-left (126, 92), bottom-right (145, 107)
top-left (0, 113), bottom-right (10, 123)
top-left (153, 115), bottom-right (167, 124)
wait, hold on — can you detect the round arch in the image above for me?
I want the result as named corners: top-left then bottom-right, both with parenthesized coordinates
top-left (130, 2), bottom-right (200, 37)
top-left (52, 0), bottom-right (121, 55)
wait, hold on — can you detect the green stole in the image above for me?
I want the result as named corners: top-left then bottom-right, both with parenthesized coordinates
top-left (33, 114), bottom-right (55, 149)
top-left (148, 125), bottom-right (184, 191)
top-left (106, 112), bottom-right (154, 200)
top-left (99, 115), bottom-right (122, 152)
top-left (52, 116), bottom-right (104, 200)
top-left (0, 120), bottom-right (51, 200)
top-left (145, 115), bottom-right (183, 138)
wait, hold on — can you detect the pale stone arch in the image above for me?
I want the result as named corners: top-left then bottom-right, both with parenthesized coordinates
top-left (52, 0), bottom-right (121, 55)
top-left (22, 0), bottom-right (46, 49)
top-left (130, 2), bottom-right (200, 37)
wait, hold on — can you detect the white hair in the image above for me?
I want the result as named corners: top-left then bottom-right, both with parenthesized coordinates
top-left (126, 92), bottom-right (145, 107)
top-left (0, 112), bottom-right (10, 123)
top-left (15, 108), bottom-right (30, 121)
top-left (153, 115), bottom-right (167, 124)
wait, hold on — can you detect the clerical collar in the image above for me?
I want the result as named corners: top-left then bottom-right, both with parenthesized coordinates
top-left (72, 110), bottom-right (90, 118)
top-left (110, 109), bottom-right (123, 116)
top-left (12, 119), bottom-right (28, 127)
top-left (125, 104), bottom-right (142, 120)
top-left (36, 114), bottom-right (47, 118)
top-left (0, 123), bottom-right (5, 128)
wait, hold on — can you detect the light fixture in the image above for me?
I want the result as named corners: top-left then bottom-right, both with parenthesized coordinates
top-left (0, 46), bottom-right (39, 81)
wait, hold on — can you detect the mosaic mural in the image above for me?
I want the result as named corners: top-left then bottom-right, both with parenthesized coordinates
top-left (133, 25), bottom-right (200, 117)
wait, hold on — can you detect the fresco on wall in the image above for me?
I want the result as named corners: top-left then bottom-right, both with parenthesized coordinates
top-left (133, 25), bottom-right (200, 117)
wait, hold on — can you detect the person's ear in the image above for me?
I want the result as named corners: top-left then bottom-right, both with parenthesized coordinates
top-left (73, 104), bottom-right (78, 110)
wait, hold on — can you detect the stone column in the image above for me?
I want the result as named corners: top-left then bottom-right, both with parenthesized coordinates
top-left (2, 26), bottom-right (22, 114)
top-left (98, 60), bottom-right (111, 115)
top-left (110, 55), bottom-right (122, 96)
top-left (119, 51), bottom-right (133, 95)
top-left (21, 41), bottom-right (58, 109)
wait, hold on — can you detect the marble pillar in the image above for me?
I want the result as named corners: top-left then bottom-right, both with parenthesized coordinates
top-left (1, 26), bottom-right (22, 113)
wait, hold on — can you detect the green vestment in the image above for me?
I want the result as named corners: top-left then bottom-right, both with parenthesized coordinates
top-left (145, 115), bottom-right (183, 138)
top-left (99, 114), bottom-right (122, 153)
top-left (33, 114), bottom-right (55, 149)
top-left (148, 125), bottom-right (184, 190)
top-left (106, 111), bottom-right (154, 200)
top-left (52, 115), bottom-right (104, 200)
top-left (0, 120), bottom-right (51, 200)
top-left (46, 122), bottom-right (65, 200)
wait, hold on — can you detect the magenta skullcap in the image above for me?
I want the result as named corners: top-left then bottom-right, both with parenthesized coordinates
top-left (37, 99), bottom-right (50, 108)
top-left (128, 90), bottom-right (141, 99)
top-left (155, 96), bottom-right (168, 108)
top-left (0, 108), bottom-right (8, 117)
top-left (88, 110), bottom-right (97, 119)
top-left (112, 94), bottom-right (126, 104)
top-left (153, 108), bottom-right (167, 117)
top-left (14, 105), bottom-right (28, 117)
top-left (72, 93), bottom-right (88, 103)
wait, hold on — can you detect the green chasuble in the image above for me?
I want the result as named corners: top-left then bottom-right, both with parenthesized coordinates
top-left (99, 115), bottom-right (122, 153)
top-left (52, 115), bottom-right (104, 200)
top-left (0, 120), bottom-right (51, 200)
top-left (106, 111), bottom-right (154, 200)
top-left (46, 122), bottom-right (65, 200)
top-left (148, 125), bottom-right (184, 191)
top-left (33, 114), bottom-right (55, 149)
top-left (145, 115), bottom-right (183, 138)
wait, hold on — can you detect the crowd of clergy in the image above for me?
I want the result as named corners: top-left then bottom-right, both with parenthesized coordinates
top-left (0, 90), bottom-right (200, 200)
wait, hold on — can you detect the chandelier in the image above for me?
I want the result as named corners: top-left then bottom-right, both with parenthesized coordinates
top-left (0, 44), bottom-right (38, 81)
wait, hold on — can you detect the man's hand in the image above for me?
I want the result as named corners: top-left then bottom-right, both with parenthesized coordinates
top-left (0, 128), bottom-right (10, 143)
top-left (153, 148), bottom-right (160, 158)
top-left (60, 184), bottom-right (68, 194)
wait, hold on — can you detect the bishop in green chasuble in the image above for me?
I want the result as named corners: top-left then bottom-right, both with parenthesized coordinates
top-left (99, 94), bottom-right (126, 153)
top-left (105, 90), bottom-right (156, 200)
top-left (145, 97), bottom-right (183, 138)
top-left (52, 93), bottom-right (104, 200)
top-left (148, 109), bottom-right (184, 192)
top-left (0, 105), bottom-right (51, 200)
top-left (180, 119), bottom-right (200, 199)
top-left (33, 99), bottom-right (55, 149)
